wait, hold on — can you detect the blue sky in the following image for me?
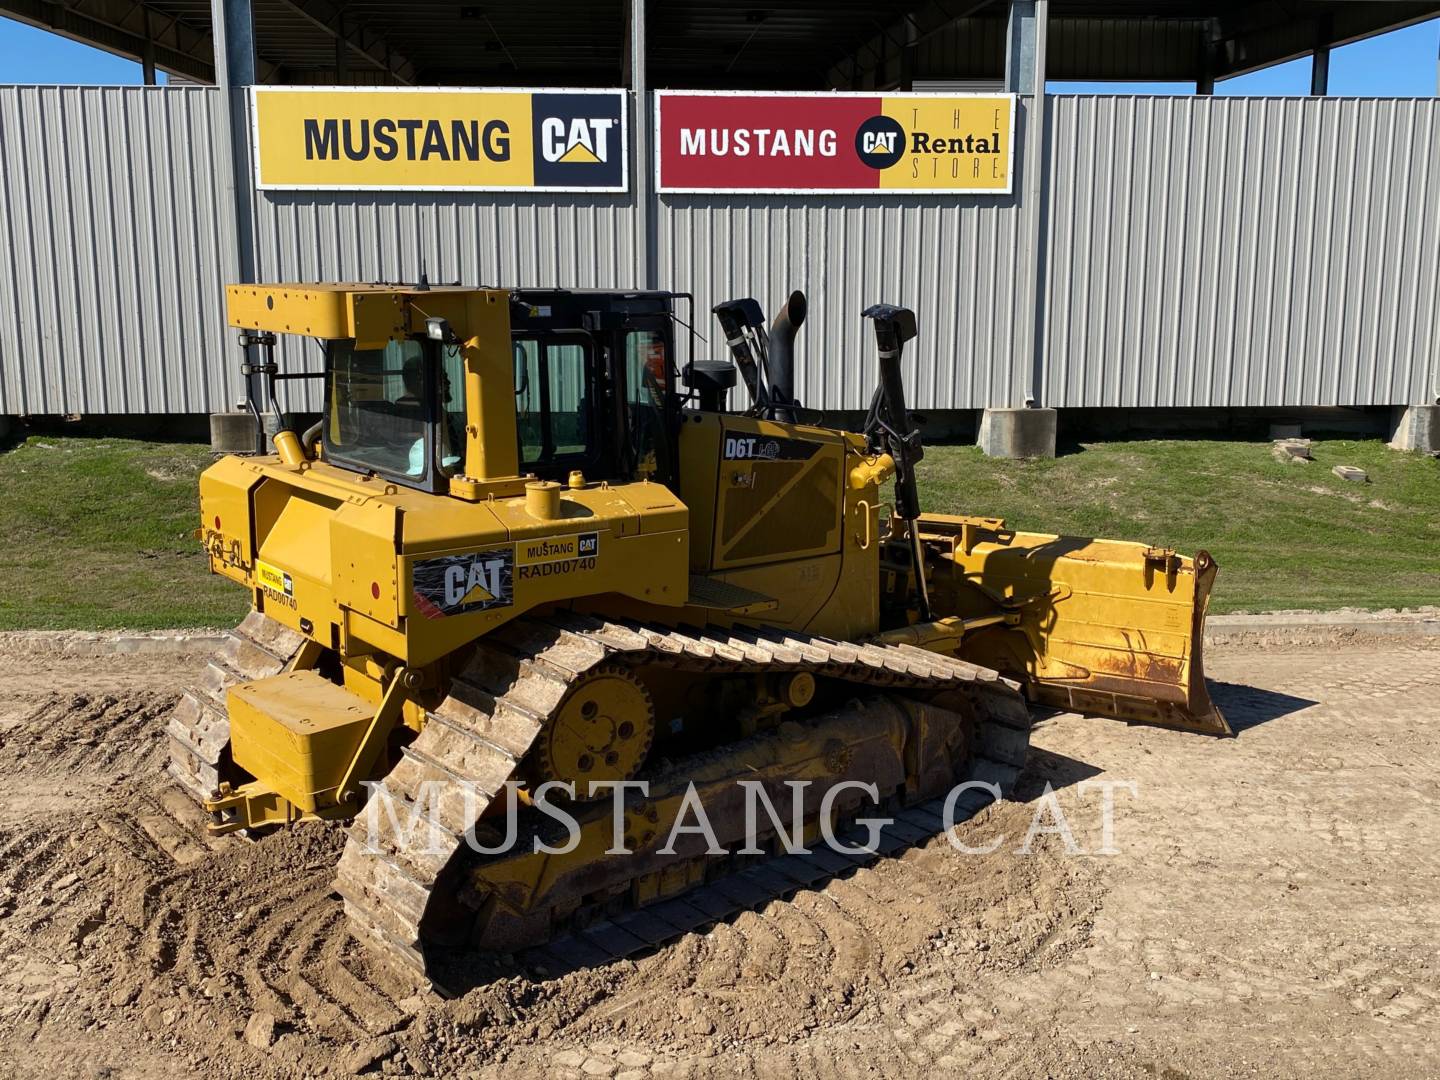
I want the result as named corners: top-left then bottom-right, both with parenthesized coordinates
top-left (1051, 16), bottom-right (1439, 96)
top-left (0, 12), bottom-right (1436, 93)
top-left (1, 16), bottom-right (170, 84)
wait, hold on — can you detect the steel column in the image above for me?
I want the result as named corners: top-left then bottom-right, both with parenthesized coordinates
top-left (210, 0), bottom-right (258, 279)
top-left (1003, 1), bottom-right (1036, 93)
top-left (1311, 46), bottom-right (1330, 95)
top-left (1311, 16), bottom-right (1332, 95)
top-left (211, 0), bottom-right (261, 443)
top-left (141, 7), bottom-right (157, 84)
top-left (1016, 0), bottom-right (1049, 408)
top-left (1197, 20), bottom-right (1219, 95)
top-left (631, 0), bottom-right (654, 290)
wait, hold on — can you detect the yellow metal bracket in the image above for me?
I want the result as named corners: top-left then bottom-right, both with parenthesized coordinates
top-left (205, 781), bottom-right (345, 835)
top-left (289, 637), bottom-right (326, 673)
top-left (336, 666), bottom-right (415, 805)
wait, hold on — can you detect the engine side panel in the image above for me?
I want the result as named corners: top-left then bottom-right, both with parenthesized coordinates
top-left (197, 455), bottom-right (691, 669)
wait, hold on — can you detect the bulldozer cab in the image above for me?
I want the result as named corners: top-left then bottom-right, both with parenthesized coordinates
top-left (231, 283), bottom-right (683, 493)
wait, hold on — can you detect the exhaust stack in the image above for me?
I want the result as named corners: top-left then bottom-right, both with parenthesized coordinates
top-left (766, 290), bottom-right (807, 423)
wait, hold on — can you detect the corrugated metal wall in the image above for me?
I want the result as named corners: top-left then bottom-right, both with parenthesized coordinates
top-left (0, 87), bottom-right (1436, 416)
top-left (0, 85), bottom-right (238, 413)
top-left (1042, 95), bottom-right (1440, 408)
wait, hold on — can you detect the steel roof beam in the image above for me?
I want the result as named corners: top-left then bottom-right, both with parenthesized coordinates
top-left (827, 1), bottom-right (1440, 88)
top-left (1210, 1), bottom-right (1440, 79)
top-left (0, 0), bottom-right (316, 82)
top-left (828, 1), bottom-right (996, 88)
top-left (268, 0), bottom-right (416, 84)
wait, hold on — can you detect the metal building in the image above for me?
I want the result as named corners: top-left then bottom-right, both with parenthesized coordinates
top-left (0, 1), bottom-right (1437, 426)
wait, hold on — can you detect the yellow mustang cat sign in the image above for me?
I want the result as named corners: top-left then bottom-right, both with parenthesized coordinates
top-left (251, 87), bottom-right (628, 192)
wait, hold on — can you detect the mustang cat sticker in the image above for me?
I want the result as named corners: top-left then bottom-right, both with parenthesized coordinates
top-left (256, 560), bottom-right (293, 597)
top-left (517, 531), bottom-right (600, 581)
top-left (518, 531), bottom-right (600, 566)
top-left (412, 547), bottom-right (514, 618)
top-left (256, 559), bottom-right (296, 609)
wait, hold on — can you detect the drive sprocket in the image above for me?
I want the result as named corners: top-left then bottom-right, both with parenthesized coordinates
top-left (529, 664), bottom-right (656, 796)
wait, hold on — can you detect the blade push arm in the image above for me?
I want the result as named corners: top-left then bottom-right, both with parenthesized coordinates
top-left (862, 304), bottom-right (931, 619)
top-left (711, 298), bottom-right (771, 412)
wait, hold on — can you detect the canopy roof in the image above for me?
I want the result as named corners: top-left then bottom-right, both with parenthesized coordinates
top-left (3, 0), bottom-right (1436, 89)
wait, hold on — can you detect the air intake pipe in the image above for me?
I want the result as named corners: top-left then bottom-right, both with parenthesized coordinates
top-left (766, 290), bottom-right (807, 423)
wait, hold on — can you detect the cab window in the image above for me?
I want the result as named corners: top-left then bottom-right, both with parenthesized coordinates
top-left (437, 342), bottom-right (465, 477)
top-left (624, 327), bottom-right (671, 480)
top-left (514, 332), bottom-right (598, 469)
top-left (324, 338), bottom-right (433, 482)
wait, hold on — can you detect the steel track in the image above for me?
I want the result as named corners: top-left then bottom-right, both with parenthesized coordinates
top-left (332, 612), bottom-right (1032, 979)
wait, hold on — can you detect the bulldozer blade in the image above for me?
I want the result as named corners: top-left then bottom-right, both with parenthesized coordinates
top-left (922, 516), bottom-right (1230, 736)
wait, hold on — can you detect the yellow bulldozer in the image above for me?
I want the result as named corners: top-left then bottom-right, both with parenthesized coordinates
top-left (174, 281), bottom-right (1224, 980)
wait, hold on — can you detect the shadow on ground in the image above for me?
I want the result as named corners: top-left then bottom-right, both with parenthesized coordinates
top-left (1014, 747), bottom-right (1104, 799)
top-left (1207, 679), bottom-right (1319, 734)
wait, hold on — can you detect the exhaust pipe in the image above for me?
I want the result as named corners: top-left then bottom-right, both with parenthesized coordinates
top-left (766, 290), bottom-right (807, 423)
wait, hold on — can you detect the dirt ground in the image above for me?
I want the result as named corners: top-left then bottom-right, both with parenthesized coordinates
top-left (0, 629), bottom-right (1437, 1079)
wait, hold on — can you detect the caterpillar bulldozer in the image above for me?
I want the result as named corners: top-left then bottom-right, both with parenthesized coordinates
top-left (174, 281), bottom-right (1225, 981)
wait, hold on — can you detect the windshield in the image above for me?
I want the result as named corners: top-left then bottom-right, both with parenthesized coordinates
top-left (325, 338), bottom-right (435, 481)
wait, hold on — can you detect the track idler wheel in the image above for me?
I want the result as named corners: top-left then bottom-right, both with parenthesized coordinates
top-left (530, 665), bottom-right (655, 797)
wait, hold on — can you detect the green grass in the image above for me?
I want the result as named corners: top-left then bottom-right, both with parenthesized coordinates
top-left (0, 434), bottom-right (1435, 630)
top-left (0, 436), bottom-right (248, 631)
top-left (916, 437), bottom-right (1440, 614)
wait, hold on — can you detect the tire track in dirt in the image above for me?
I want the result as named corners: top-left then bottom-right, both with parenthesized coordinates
top-left (0, 654), bottom-right (421, 1079)
top-left (0, 663), bottom-right (1101, 1080)
top-left (2, 636), bottom-right (1438, 1080)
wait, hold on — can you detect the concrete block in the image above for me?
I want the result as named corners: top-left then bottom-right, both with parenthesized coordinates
top-left (1388, 404), bottom-right (1439, 453)
top-left (209, 411), bottom-right (259, 454)
top-left (1272, 438), bottom-right (1312, 463)
top-left (1269, 422), bottom-right (1304, 440)
top-left (978, 407), bottom-right (1056, 459)
top-left (1332, 465), bottom-right (1368, 483)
